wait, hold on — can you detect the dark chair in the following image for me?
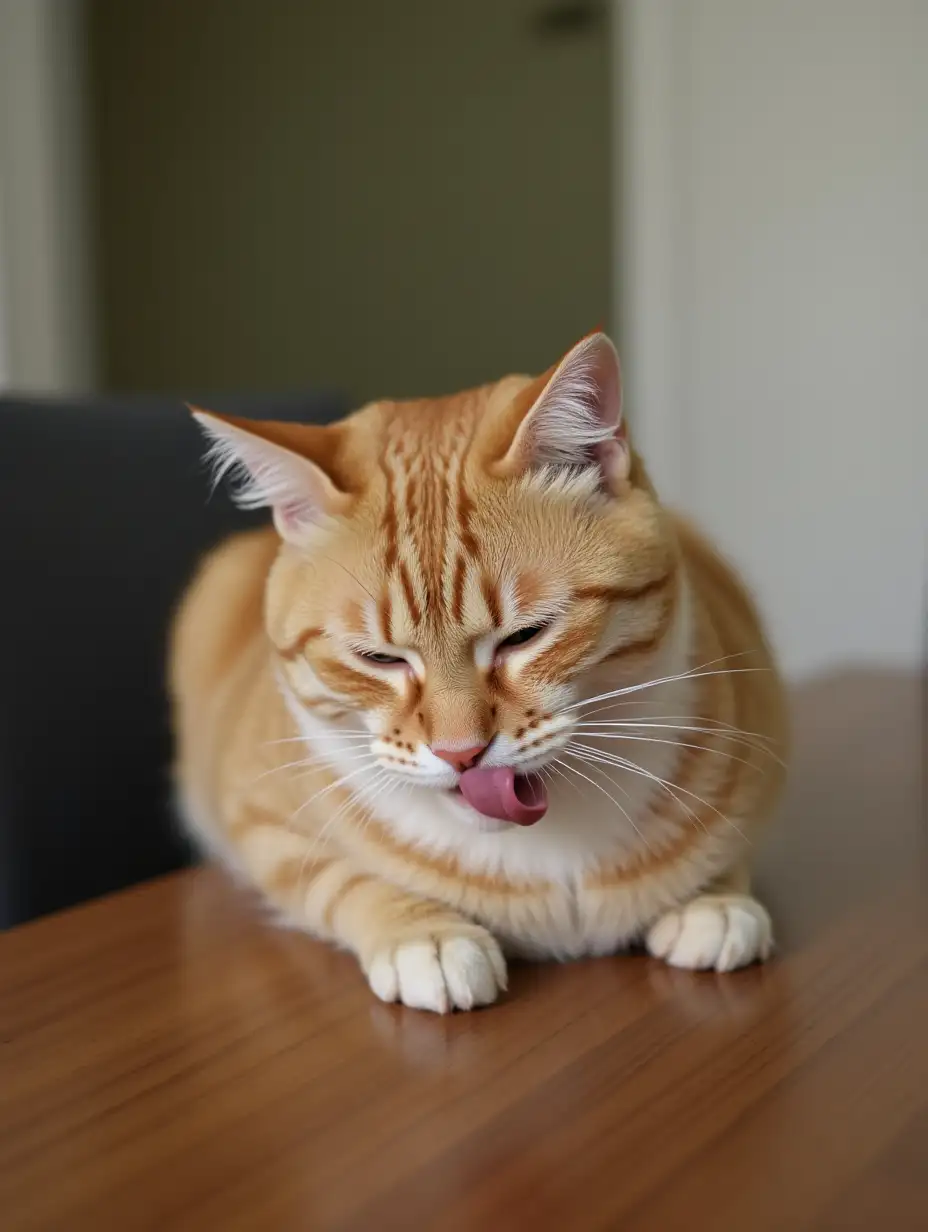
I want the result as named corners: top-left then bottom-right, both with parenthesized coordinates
top-left (0, 390), bottom-right (349, 928)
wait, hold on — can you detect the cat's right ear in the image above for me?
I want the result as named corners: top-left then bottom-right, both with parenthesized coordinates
top-left (481, 332), bottom-right (630, 495)
top-left (190, 409), bottom-right (352, 542)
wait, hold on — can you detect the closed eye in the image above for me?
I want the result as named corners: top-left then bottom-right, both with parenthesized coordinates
top-left (356, 649), bottom-right (407, 667)
top-left (497, 623), bottom-right (551, 652)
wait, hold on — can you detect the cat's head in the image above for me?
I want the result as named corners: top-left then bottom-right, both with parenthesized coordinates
top-left (194, 332), bottom-right (678, 826)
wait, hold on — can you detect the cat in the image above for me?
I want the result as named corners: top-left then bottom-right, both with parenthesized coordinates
top-left (170, 331), bottom-right (788, 1013)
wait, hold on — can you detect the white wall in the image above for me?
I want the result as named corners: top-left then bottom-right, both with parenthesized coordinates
top-left (618, 0), bottom-right (927, 678)
top-left (0, 0), bottom-right (96, 392)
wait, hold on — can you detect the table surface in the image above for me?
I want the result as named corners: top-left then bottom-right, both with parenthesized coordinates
top-left (2, 670), bottom-right (926, 1231)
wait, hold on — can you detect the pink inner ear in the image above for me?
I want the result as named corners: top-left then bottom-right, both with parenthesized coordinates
top-left (277, 499), bottom-right (310, 533)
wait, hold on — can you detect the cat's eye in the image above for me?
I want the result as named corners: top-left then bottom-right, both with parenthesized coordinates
top-left (498, 623), bottom-right (551, 652)
top-left (357, 650), bottom-right (406, 667)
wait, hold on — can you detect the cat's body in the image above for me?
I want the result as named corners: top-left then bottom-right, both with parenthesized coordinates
top-left (171, 335), bottom-right (787, 1011)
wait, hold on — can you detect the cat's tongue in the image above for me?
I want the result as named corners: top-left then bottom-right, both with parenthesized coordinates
top-left (458, 767), bottom-right (548, 825)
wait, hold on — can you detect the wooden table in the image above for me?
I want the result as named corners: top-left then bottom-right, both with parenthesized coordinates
top-left (2, 670), bottom-right (926, 1231)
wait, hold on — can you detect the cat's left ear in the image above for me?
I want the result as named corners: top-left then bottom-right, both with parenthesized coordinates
top-left (189, 408), bottom-right (352, 542)
top-left (489, 332), bottom-right (629, 495)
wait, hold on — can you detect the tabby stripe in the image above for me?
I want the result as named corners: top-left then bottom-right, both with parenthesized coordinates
top-left (276, 627), bottom-right (324, 660)
top-left (352, 812), bottom-right (548, 897)
top-left (432, 466), bottom-right (450, 614)
top-left (451, 554), bottom-right (467, 622)
top-left (530, 625), bottom-right (601, 682)
top-left (457, 483), bottom-right (481, 559)
top-left (290, 693), bottom-right (349, 715)
top-left (486, 662), bottom-right (518, 704)
top-left (323, 872), bottom-right (374, 929)
top-left (587, 655), bottom-right (743, 888)
top-left (398, 560), bottom-right (422, 625)
top-left (404, 672), bottom-right (424, 718)
top-left (573, 574), bottom-right (672, 603)
top-left (405, 469), bottom-right (419, 525)
top-left (380, 460), bottom-right (399, 571)
top-left (590, 749), bottom-right (740, 886)
top-left (378, 590), bottom-right (393, 644)
top-left (598, 593), bottom-right (677, 662)
top-left (266, 855), bottom-right (333, 901)
top-left (481, 576), bottom-right (503, 627)
top-left (312, 656), bottom-right (393, 708)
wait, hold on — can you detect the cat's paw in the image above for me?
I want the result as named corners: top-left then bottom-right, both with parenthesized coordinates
top-left (646, 894), bottom-right (772, 972)
top-left (365, 927), bottom-right (508, 1013)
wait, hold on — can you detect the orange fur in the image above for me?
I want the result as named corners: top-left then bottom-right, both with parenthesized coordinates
top-left (170, 334), bottom-right (787, 1012)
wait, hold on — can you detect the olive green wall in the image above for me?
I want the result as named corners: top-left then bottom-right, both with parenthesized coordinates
top-left (88, 0), bottom-right (610, 403)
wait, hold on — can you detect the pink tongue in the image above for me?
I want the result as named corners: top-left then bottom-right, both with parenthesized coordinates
top-left (458, 767), bottom-right (548, 825)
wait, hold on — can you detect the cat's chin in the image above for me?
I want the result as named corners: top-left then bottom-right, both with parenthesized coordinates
top-left (443, 789), bottom-right (515, 834)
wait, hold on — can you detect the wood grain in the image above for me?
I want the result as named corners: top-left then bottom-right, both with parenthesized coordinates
top-left (1, 669), bottom-right (925, 1231)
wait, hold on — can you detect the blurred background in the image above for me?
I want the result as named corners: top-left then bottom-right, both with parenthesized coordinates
top-left (0, 0), bottom-right (924, 682)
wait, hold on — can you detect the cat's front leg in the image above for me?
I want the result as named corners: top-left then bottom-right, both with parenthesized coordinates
top-left (645, 894), bottom-right (772, 972)
top-left (644, 865), bottom-right (772, 972)
top-left (361, 915), bottom-right (507, 1014)
top-left (240, 823), bottom-right (507, 1013)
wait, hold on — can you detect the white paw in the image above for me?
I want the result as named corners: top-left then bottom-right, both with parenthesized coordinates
top-left (646, 895), bottom-right (773, 972)
top-left (366, 930), bottom-right (507, 1014)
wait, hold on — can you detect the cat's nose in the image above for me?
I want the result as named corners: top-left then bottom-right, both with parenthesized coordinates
top-left (431, 743), bottom-right (488, 772)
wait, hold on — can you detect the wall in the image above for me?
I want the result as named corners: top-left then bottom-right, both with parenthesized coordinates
top-left (619, 0), bottom-right (927, 677)
top-left (0, 0), bottom-right (96, 392)
top-left (89, 0), bottom-right (610, 402)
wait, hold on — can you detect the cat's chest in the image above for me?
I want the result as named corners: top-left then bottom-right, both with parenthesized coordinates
top-left (470, 845), bottom-right (726, 961)
top-left (380, 804), bottom-right (719, 961)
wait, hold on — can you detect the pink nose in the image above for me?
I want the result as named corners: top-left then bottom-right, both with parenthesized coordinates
top-left (431, 744), bottom-right (488, 773)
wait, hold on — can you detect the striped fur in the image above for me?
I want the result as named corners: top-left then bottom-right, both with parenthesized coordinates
top-left (171, 334), bottom-right (788, 1012)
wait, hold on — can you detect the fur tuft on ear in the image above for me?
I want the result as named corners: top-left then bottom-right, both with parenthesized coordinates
top-left (492, 332), bottom-right (629, 494)
top-left (527, 344), bottom-right (617, 467)
top-left (191, 409), bottom-right (350, 541)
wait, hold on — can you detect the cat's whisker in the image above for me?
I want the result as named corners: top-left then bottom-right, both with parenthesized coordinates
top-left (263, 732), bottom-right (373, 747)
top-left (557, 757), bottom-right (657, 854)
top-left (565, 650), bottom-right (770, 714)
top-left (575, 721), bottom-right (783, 765)
top-left (294, 769), bottom-right (389, 887)
top-left (573, 722), bottom-right (780, 763)
top-left (564, 743), bottom-right (710, 838)
top-left (566, 666), bottom-right (770, 715)
top-left (575, 719), bottom-right (775, 747)
top-left (573, 730), bottom-right (760, 769)
top-left (291, 762), bottom-right (378, 821)
top-left (567, 740), bottom-right (750, 845)
top-left (289, 749), bottom-right (382, 781)
top-left (254, 747), bottom-right (375, 783)
top-left (576, 697), bottom-right (707, 723)
top-left (548, 756), bottom-right (597, 807)
top-left (578, 716), bottom-right (775, 738)
top-left (572, 701), bottom-right (778, 741)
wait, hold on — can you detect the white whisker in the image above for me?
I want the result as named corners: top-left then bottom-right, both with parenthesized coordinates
top-left (566, 650), bottom-right (769, 714)
top-left (291, 762), bottom-right (376, 821)
top-left (573, 706), bottom-right (776, 741)
top-left (565, 743), bottom-right (709, 837)
top-left (263, 732), bottom-right (372, 747)
top-left (254, 747), bottom-right (375, 783)
top-left (575, 731), bottom-right (759, 769)
top-left (293, 768), bottom-right (388, 886)
top-left (556, 757), bottom-right (657, 855)
top-left (574, 720), bottom-right (782, 764)
top-left (566, 666), bottom-right (769, 714)
top-left (566, 741), bottom-right (749, 844)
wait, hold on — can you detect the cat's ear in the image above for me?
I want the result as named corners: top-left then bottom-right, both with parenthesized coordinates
top-left (488, 332), bottom-right (629, 494)
top-left (190, 409), bottom-right (352, 541)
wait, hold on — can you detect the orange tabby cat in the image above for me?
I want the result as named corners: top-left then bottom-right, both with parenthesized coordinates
top-left (170, 332), bottom-right (787, 1012)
